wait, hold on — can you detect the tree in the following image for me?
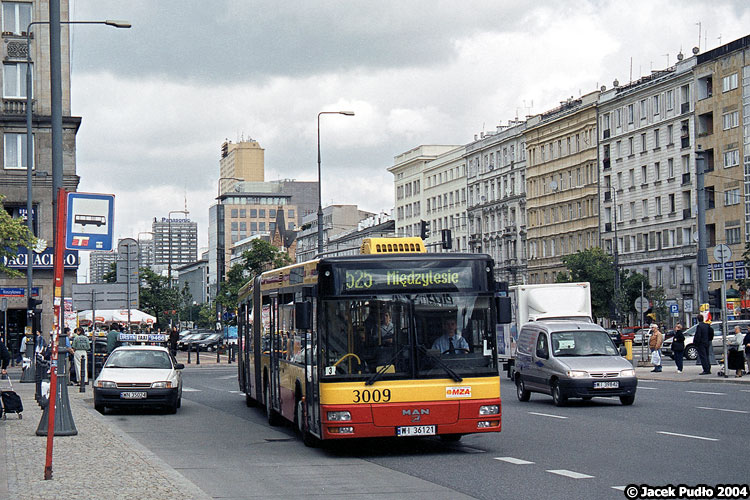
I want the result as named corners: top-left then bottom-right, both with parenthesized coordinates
top-left (218, 239), bottom-right (292, 313)
top-left (556, 247), bottom-right (614, 319)
top-left (737, 242), bottom-right (750, 296)
top-left (102, 261), bottom-right (117, 283)
top-left (138, 267), bottom-right (181, 328)
top-left (0, 195), bottom-right (36, 278)
top-left (618, 270), bottom-right (651, 319)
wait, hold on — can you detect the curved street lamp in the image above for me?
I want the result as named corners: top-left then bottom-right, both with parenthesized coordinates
top-left (24, 19), bottom-right (130, 330)
top-left (317, 110), bottom-right (354, 256)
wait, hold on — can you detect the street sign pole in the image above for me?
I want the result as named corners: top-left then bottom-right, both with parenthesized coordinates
top-left (713, 244), bottom-right (731, 378)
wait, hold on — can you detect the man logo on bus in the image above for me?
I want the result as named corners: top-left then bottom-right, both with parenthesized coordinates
top-left (403, 408), bottom-right (429, 422)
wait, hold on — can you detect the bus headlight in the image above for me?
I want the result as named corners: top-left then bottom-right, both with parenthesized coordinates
top-left (479, 405), bottom-right (499, 415)
top-left (567, 370), bottom-right (589, 378)
top-left (327, 411), bottom-right (351, 421)
top-left (620, 369), bottom-right (635, 377)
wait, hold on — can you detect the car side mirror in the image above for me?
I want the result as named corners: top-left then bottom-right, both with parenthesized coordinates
top-left (619, 345), bottom-right (627, 356)
top-left (175, 363), bottom-right (185, 370)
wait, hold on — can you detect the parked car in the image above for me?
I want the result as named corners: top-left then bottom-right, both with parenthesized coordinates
top-left (178, 332), bottom-right (212, 351)
top-left (86, 337), bottom-right (109, 378)
top-left (633, 328), bottom-right (651, 346)
top-left (662, 320), bottom-right (750, 360)
top-left (605, 329), bottom-right (622, 348)
top-left (195, 333), bottom-right (223, 352)
top-left (94, 345), bottom-right (184, 414)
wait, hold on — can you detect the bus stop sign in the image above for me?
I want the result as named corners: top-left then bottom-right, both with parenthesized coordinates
top-left (66, 192), bottom-right (115, 251)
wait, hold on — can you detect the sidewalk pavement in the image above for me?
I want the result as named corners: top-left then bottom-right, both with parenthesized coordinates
top-left (0, 368), bottom-right (210, 500)
top-left (634, 359), bottom-right (750, 383)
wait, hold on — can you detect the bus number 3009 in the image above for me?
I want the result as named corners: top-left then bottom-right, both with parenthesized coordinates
top-left (352, 389), bottom-right (391, 403)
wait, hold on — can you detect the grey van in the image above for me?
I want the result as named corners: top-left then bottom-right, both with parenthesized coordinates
top-left (514, 321), bottom-right (638, 406)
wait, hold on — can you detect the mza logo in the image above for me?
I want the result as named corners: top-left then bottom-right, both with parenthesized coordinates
top-left (445, 386), bottom-right (472, 398)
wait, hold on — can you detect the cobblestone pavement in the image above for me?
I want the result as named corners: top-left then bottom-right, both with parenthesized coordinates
top-left (1, 371), bottom-right (210, 500)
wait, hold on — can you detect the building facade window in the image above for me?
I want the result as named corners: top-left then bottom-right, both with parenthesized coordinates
top-left (2, 62), bottom-right (31, 98)
top-left (2, 2), bottom-right (31, 35)
top-left (3, 132), bottom-right (31, 169)
top-left (724, 149), bottom-right (740, 168)
top-left (722, 73), bottom-right (738, 92)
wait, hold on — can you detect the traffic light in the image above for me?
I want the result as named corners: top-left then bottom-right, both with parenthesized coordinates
top-left (27, 296), bottom-right (42, 312)
top-left (441, 229), bottom-right (452, 249)
top-left (419, 220), bottom-right (430, 239)
top-left (707, 289), bottom-right (721, 309)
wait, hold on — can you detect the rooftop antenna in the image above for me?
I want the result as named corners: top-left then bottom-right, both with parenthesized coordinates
top-left (696, 22), bottom-right (701, 51)
top-left (717, 34), bottom-right (722, 46)
top-left (663, 53), bottom-right (669, 67)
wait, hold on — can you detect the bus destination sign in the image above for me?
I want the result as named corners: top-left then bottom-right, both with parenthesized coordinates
top-left (340, 266), bottom-right (475, 293)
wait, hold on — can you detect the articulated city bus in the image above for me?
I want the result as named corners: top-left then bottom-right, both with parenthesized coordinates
top-left (237, 239), bottom-right (510, 445)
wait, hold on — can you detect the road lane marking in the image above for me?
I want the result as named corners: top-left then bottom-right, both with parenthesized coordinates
top-left (217, 375), bottom-right (236, 380)
top-left (494, 457), bottom-right (534, 465)
top-left (741, 389), bottom-right (750, 393)
top-left (546, 469), bottom-right (594, 479)
top-left (612, 486), bottom-right (626, 491)
top-left (528, 411), bottom-right (568, 419)
top-left (182, 387), bottom-right (201, 392)
top-left (686, 390), bottom-right (725, 395)
top-left (697, 406), bottom-right (749, 414)
top-left (657, 431), bottom-right (718, 442)
top-left (638, 386), bottom-right (658, 390)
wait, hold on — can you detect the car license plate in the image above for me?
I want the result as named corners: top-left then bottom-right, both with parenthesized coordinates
top-left (593, 381), bottom-right (619, 389)
top-left (120, 391), bottom-right (147, 399)
top-left (396, 425), bottom-right (436, 437)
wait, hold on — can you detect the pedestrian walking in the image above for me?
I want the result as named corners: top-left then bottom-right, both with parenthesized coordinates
top-left (71, 327), bottom-right (90, 384)
top-left (743, 328), bottom-right (750, 376)
top-left (694, 314), bottom-right (712, 375)
top-left (169, 327), bottom-right (179, 356)
top-left (648, 323), bottom-right (663, 372)
top-left (729, 325), bottom-right (746, 378)
top-left (672, 323), bottom-right (685, 373)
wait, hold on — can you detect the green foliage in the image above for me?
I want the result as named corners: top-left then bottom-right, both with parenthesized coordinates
top-left (738, 242), bottom-right (750, 295)
top-left (619, 270), bottom-right (651, 316)
top-left (647, 286), bottom-right (668, 325)
top-left (556, 247), bottom-right (614, 319)
top-left (218, 239), bottom-right (292, 312)
top-left (102, 261), bottom-right (117, 283)
top-left (138, 267), bottom-right (181, 328)
top-left (0, 195), bottom-right (36, 278)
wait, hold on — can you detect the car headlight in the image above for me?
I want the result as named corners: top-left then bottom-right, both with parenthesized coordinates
top-left (96, 380), bottom-right (117, 388)
top-left (567, 370), bottom-right (589, 378)
top-left (151, 381), bottom-right (173, 389)
top-left (620, 369), bottom-right (635, 377)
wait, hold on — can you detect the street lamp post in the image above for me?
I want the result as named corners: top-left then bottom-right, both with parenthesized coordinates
top-left (24, 18), bottom-right (130, 335)
top-left (317, 110), bottom-right (354, 256)
top-left (168, 210), bottom-right (189, 287)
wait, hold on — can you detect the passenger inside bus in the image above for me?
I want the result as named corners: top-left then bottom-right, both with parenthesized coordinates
top-left (431, 318), bottom-right (470, 354)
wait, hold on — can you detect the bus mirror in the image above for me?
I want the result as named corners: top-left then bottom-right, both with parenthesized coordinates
top-left (496, 296), bottom-right (511, 324)
top-left (295, 301), bottom-right (312, 330)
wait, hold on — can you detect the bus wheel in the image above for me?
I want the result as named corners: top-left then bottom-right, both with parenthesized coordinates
top-left (265, 385), bottom-right (282, 426)
top-left (439, 434), bottom-right (462, 442)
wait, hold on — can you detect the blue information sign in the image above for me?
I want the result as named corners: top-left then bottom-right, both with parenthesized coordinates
top-left (66, 192), bottom-right (115, 251)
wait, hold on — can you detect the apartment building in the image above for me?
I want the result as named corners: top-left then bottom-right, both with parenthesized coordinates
top-left (422, 146), bottom-right (468, 252)
top-left (388, 145), bottom-right (458, 244)
top-left (525, 92), bottom-right (600, 283)
top-left (598, 56), bottom-right (698, 323)
top-left (694, 36), bottom-right (750, 293)
top-left (465, 120), bottom-right (528, 284)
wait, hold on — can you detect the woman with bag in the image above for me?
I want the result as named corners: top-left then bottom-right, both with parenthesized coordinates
top-left (649, 323), bottom-right (663, 372)
top-left (672, 323), bottom-right (685, 373)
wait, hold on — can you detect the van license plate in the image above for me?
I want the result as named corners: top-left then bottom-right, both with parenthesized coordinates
top-left (396, 425), bottom-right (436, 437)
top-left (120, 392), bottom-right (147, 399)
top-left (593, 381), bottom-right (619, 389)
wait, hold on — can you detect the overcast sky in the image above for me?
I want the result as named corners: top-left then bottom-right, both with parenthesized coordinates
top-left (66, 0), bottom-right (750, 277)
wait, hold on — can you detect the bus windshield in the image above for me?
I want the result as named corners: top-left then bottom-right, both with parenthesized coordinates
top-left (320, 293), bottom-right (496, 382)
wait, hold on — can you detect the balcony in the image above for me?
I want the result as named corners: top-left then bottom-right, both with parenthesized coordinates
top-left (683, 208), bottom-right (692, 219)
top-left (602, 158), bottom-right (611, 170)
top-left (604, 222), bottom-right (612, 232)
top-left (2, 98), bottom-right (32, 115)
top-left (681, 136), bottom-right (690, 148)
top-left (680, 283), bottom-right (694, 296)
top-left (603, 129), bottom-right (611, 139)
top-left (604, 191), bottom-right (611, 202)
top-left (681, 102), bottom-right (690, 114)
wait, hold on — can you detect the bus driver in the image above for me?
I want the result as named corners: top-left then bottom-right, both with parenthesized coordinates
top-left (431, 318), bottom-right (469, 354)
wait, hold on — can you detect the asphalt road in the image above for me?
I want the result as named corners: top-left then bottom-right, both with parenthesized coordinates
top-left (99, 366), bottom-right (750, 500)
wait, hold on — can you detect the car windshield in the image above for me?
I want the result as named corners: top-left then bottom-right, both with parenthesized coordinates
top-left (551, 330), bottom-right (619, 356)
top-left (182, 334), bottom-right (199, 341)
top-left (105, 350), bottom-right (173, 369)
top-left (205, 334), bottom-right (222, 341)
top-left (319, 293), bottom-right (497, 382)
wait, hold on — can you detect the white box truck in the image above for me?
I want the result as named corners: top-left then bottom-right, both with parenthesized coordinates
top-left (498, 282), bottom-right (593, 378)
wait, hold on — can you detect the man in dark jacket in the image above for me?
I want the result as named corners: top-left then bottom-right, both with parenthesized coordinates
top-left (169, 328), bottom-right (179, 356)
top-left (0, 338), bottom-right (11, 378)
top-left (694, 314), bottom-right (712, 374)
